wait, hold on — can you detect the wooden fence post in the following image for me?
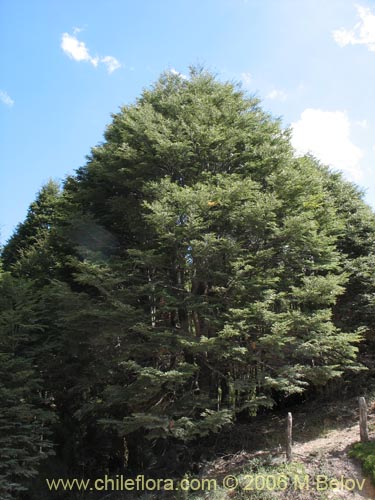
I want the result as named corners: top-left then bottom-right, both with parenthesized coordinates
top-left (359, 397), bottom-right (369, 442)
top-left (286, 412), bottom-right (293, 462)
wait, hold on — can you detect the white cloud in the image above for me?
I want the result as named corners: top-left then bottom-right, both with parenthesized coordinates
top-left (61, 33), bottom-right (96, 65)
top-left (266, 88), bottom-right (287, 101)
top-left (169, 68), bottom-right (188, 79)
top-left (355, 119), bottom-right (368, 129)
top-left (291, 109), bottom-right (364, 181)
top-left (241, 72), bottom-right (252, 89)
top-left (0, 90), bottom-right (14, 107)
top-left (101, 56), bottom-right (121, 74)
top-left (333, 4), bottom-right (375, 52)
top-left (61, 32), bottom-right (121, 73)
top-left (73, 26), bottom-right (85, 35)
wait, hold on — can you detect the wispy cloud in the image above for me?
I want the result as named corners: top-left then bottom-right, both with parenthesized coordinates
top-left (333, 4), bottom-right (375, 52)
top-left (169, 68), bottom-right (188, 79)
top-left (355, 119), bottom-right (368, 129)
top-left (291, 108), bottom-right (363, 181)
top-left (0, 90), bottom-right (14, 107)
top-left (241, 72), bottom-right (252, 89)
top-left (266, 88), bottom-right (287, 101)
top-left (101, 56), bottom-right (121, 74)
top-left (73, 26), bottom-right (85, 35)
top-left (61, 33), bottom-right (98, 66)
top-left (61, 32), bottom-right (121, 73)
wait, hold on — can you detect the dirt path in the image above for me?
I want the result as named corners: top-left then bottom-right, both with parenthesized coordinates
top-left (200, 399), bottom-right (375, 500)
top-left (195, 396), bottom-right (375, 499)
top-left (292, 416), bottom-right (375, 499)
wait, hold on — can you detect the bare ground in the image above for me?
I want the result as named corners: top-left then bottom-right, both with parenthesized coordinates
top-left (292, 417), bottom-right (375, 500)
top-left (199, 397), bottom-right (375, 499)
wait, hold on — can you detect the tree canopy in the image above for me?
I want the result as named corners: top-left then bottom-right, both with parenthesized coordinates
top-left (1, 68), bottom-right (375, 497)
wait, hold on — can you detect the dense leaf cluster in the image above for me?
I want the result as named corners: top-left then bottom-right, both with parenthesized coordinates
top-left (1, 68), bottom-right (375, 497)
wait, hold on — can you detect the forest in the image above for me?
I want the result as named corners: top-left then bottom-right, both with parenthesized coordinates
top-left (1, 68), bottom-right (375, 499)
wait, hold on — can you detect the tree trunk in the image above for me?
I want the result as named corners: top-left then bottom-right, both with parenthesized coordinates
top-left (359, 397), bottom-right (369, 442)
top-left (286, 412), bottom-right (293, 462)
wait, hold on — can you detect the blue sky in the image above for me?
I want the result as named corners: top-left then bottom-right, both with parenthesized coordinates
top-left (1, 0), bottom-right (375, 243)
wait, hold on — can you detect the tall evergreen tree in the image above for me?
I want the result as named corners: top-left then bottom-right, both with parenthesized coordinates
top-left (2, 69), bottom-right (374, 477)
top-left (44, 69), bottom-right (362, 468)
top-left (2, 180), bottom-right (61, 273)
top-left (0, 271), bottom-right (54, 499)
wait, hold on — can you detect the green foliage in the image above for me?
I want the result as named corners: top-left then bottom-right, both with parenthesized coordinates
top-left (178, 460), bottom-right (311, 500)
top-left (0, 272), bottom-right (54, 499)
top-left (349, 441), bottom-right (375, 483)
top-left (1, 68), bottom-right (374, 480)
top-left (2, 180), bottom-right (61, 270)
